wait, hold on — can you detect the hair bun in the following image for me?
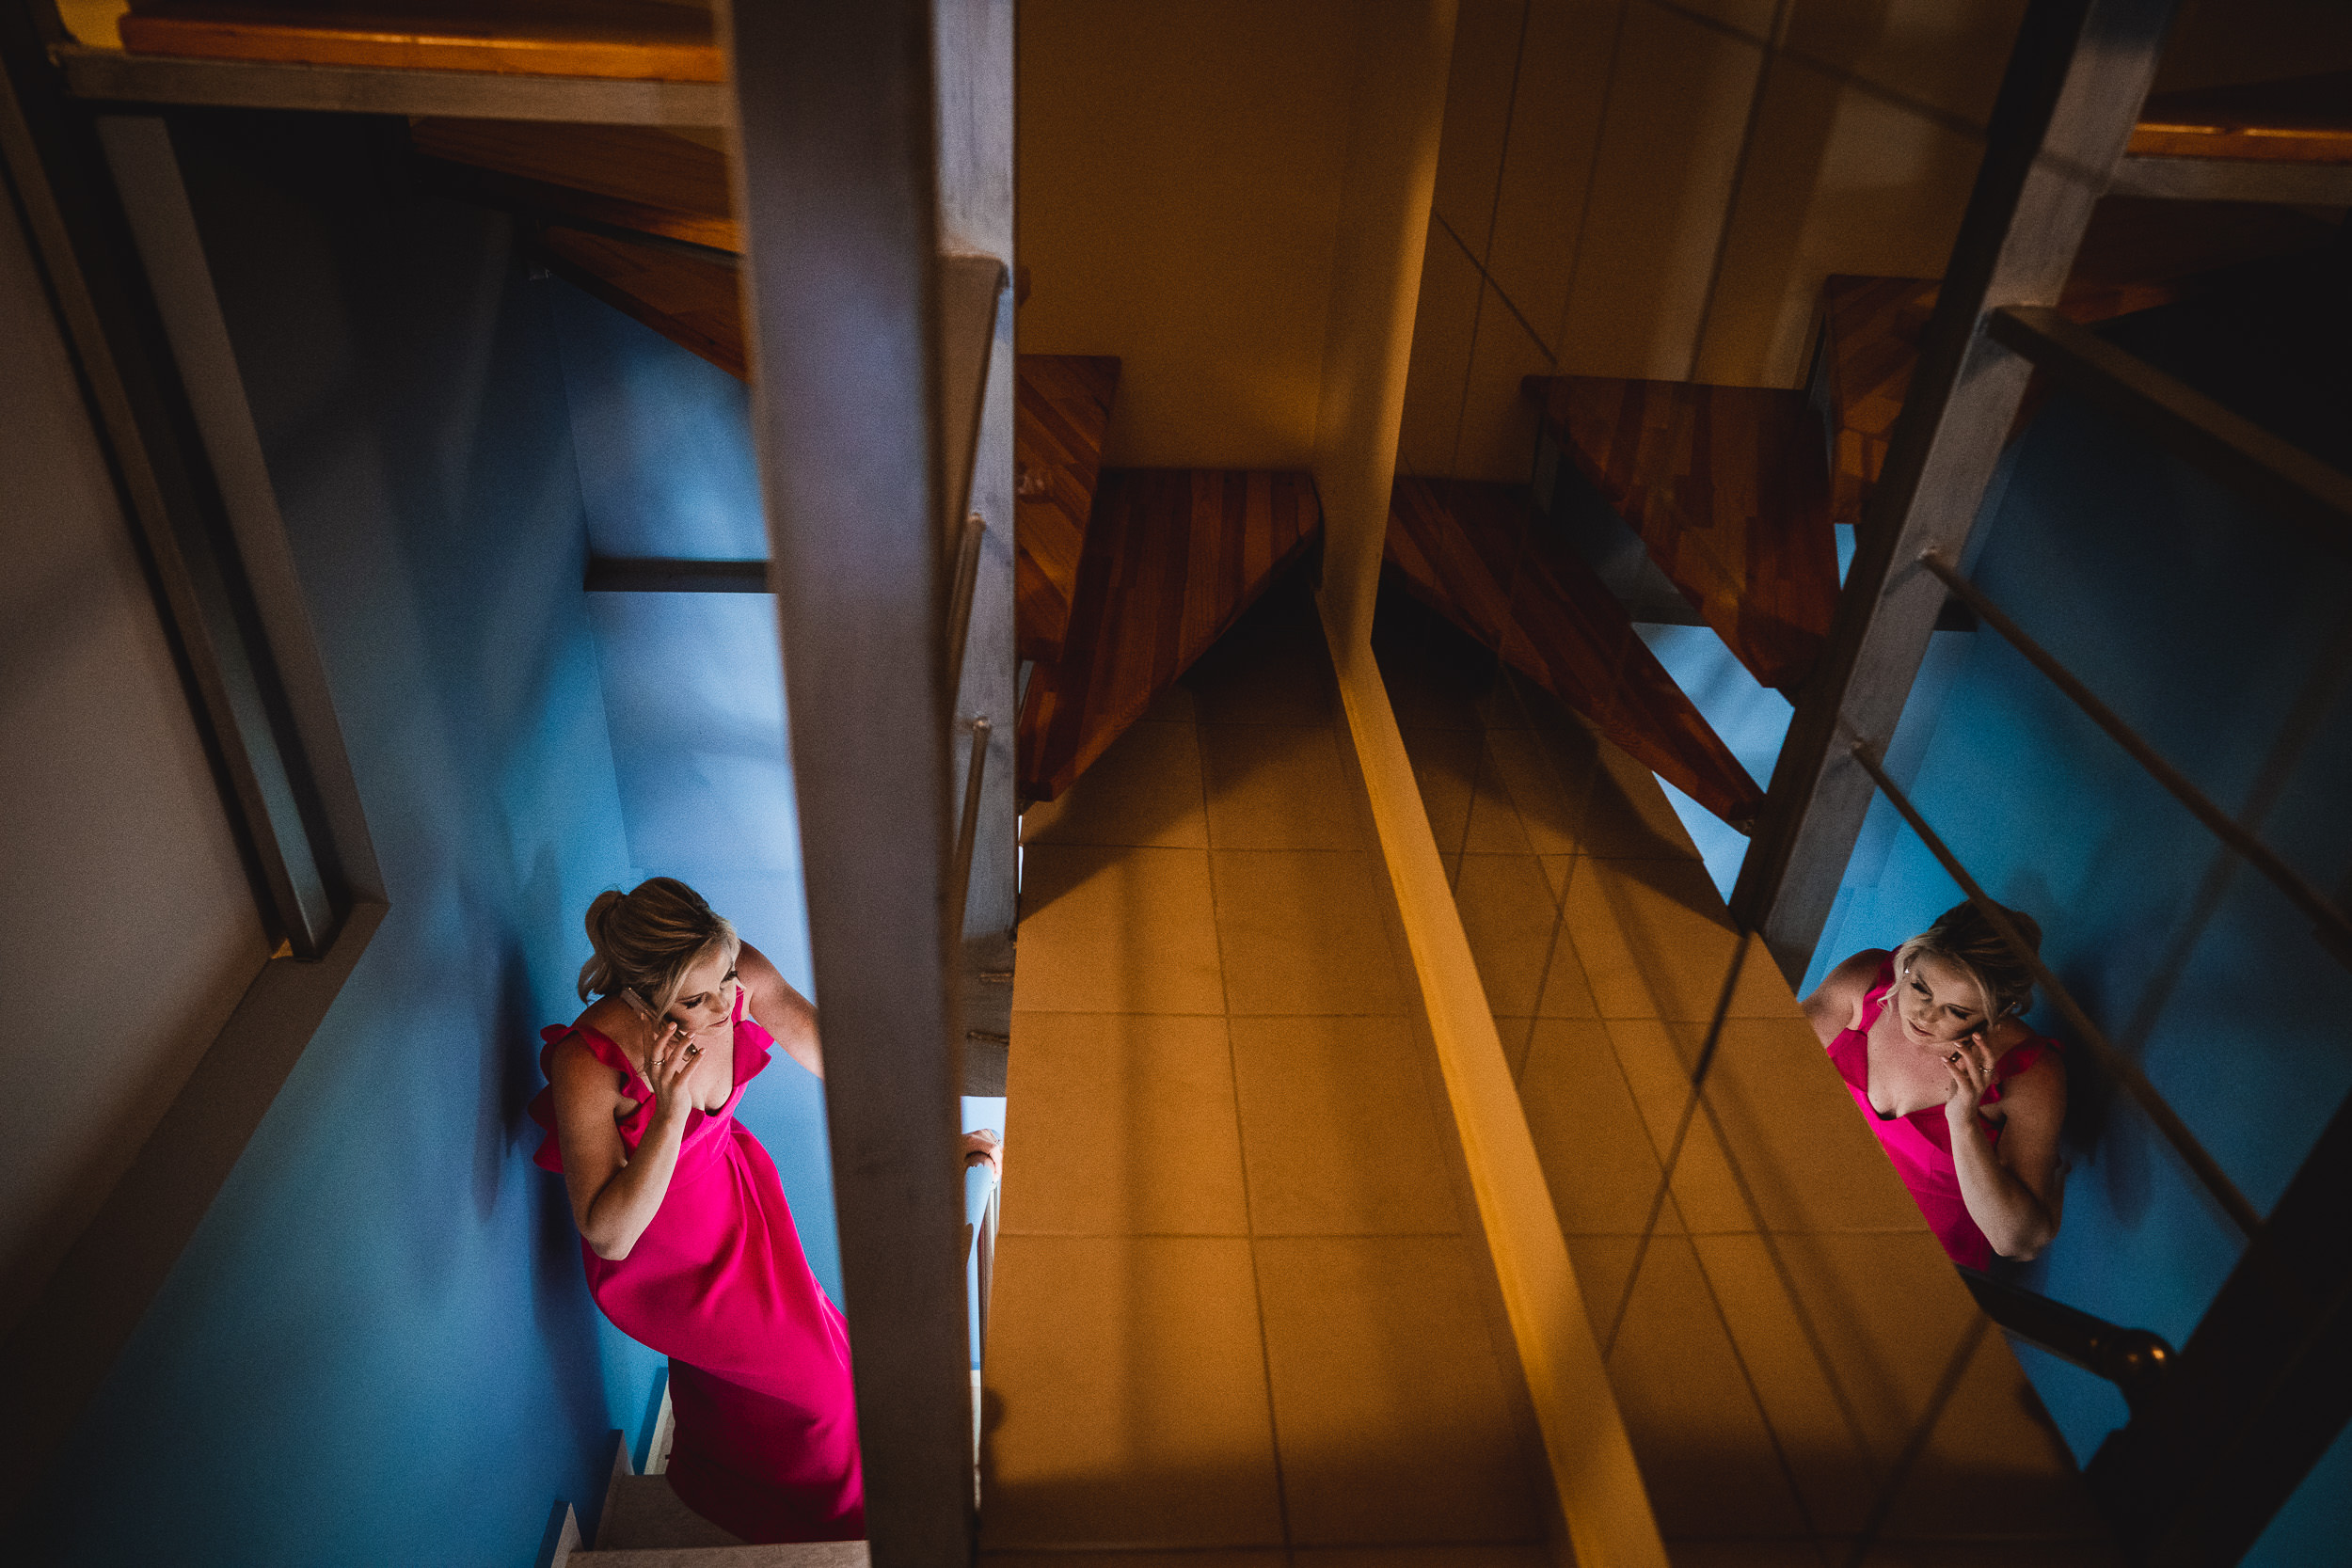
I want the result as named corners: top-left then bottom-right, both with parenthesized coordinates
top-left (575, 878), bottom-right (738, 1007)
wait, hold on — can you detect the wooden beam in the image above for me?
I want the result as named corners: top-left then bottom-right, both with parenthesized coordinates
top-left (722, 2), bottom-right (971, 1563)
top-left (583, 557), bottom-right (769, 593)
top-left (53, 40), bottom-right (730, 124)
top-left (1985, 306), bottom-right (2352, 545)
top-left (1730, 0), bottom-right (2185, 983)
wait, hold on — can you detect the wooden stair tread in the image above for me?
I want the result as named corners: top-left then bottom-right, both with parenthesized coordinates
top-left (534, 227), bottom-right (743, 379)
top-left (1386, 478), bottom-right (1763, 831)
top-left (1018, 468), bottom-right (1320, 800)
top-left (1014, 355), bottom-right (1120, 666)
top-left (119, 0), bottom-right (723, 82)
top-left (1820, 196), bottom-right (2336, 530)
top-left (411, 119), bottom-right (737, 252)
top-left (2130, 71), bottom-right (2352, 163)
top-left (1525, 376), bottom-right (1837, 694)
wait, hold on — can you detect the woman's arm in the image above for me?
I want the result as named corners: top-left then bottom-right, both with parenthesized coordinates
top-left (549, 1023), bottom-right (700, 1260)
top-left (1945, 1039), bottom-right (2065, 1259)
top-left (1801, 949), bottom-right (1888, 1049)
top-left (740, 941), bottom-right (823, 1080)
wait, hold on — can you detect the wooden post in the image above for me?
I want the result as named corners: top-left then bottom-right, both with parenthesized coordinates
top-left (1729, 0), bottom-right (2184, 984)
top-left (723, 4), bottom-right (972, 1561)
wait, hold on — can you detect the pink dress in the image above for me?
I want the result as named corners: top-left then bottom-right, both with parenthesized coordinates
top-left (1827, 958), bottom-right (2058, 1269)
top-left (529, 988), bottom-right (863, 1543)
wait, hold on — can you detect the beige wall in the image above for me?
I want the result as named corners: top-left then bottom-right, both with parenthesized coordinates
top-left (1401, 0), bottom-right (2028, 483)
top-left (1313, 0), bottom-right (1461, 655)
top-left (1016, 0), bottom-right (1359, 469)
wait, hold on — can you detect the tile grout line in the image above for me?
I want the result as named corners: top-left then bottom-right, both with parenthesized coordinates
top-left (1548, 0), bottom-right (1637, 358)
top-left (1440, 0), bottom-right (1536, 475)
top-left (1193, 703), bottom-right (1297, 1555)
top-left (1683, 0), bottom-right (1795, 381)
top-left (1633, 937), bottom-right (1833, 1545)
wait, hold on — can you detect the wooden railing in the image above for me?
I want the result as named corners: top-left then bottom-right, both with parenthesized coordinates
top-left (1726, 3), bottom-right (2352, 1560)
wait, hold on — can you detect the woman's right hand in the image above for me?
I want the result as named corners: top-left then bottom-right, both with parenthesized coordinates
top-left (645, 1016), bottom-right (701, 1130)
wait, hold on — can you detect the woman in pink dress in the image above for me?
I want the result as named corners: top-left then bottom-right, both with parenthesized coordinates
top-left (1802, 900), bottom-right (2066, 1267)
top-left (530, 877), bottom-right (988, 1543)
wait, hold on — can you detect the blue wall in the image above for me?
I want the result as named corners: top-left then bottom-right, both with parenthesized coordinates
top-left (544, 282), bottom-right (836, 1306)
top-left (1803, 273), bottom-right (2352, 1563)
top-left (20, 117), bottom-right (832, 1565)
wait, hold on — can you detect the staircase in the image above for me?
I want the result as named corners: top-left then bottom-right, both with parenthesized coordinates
top-left (1386, 475), bottom-right (1764, 831)
top-left (412, 119), bottom-right (1326, 811)
top-left (541, 1385), bottom-right (870, 1567)
top-left (1016, 464), bottom-right (1323, 801)
top-left (68, 8), bottom-right (2352, 1562)
top-left (1401, 189), bottom-right (2349, 842)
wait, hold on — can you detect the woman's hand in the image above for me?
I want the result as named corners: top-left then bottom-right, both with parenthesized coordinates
top-left (645, 1015), bottom-right (702, 1130)
top-left (961, 1127), bottom-right (1003, 1180)
top-left (1941, 1030), bottom-right (1998, 1126)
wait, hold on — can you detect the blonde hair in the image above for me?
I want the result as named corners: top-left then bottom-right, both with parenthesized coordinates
top-left (1895, 898), bottom-right (2042, 1025)
top-left (578, 877), bottom-right (739, 1014)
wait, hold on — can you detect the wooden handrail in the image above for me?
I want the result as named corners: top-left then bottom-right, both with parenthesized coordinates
top-left (944, 512), bottom-right (985, 704)
top-left (1957, 1267), bottom-right (2173, 1410)
top-left (947, 716), bottom-right (991, 929)
top-left (1920, 549), bottom-right (2352, 965)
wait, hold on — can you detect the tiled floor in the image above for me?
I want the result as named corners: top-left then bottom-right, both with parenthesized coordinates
top-left (1372, 583), bottom-right (2116, 1566)
top-left (980, 576), bottom-right (2112, 1568)
top-left (984, 580), bottom-right (1550, 1560)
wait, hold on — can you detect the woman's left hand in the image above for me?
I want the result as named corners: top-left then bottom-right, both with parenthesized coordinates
top-left (1942, 1031), bottom-right (1998, 1125)
top-left (961, 1127), bottom-right (1003, 1180)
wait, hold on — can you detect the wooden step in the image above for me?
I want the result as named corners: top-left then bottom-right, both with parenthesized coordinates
top-left (1017, 468), bottom-right (1320, 801)
top-left (119, 0), bottom-right (723, 81)
top-left (1013, 355), bottom-right (1120, 666)
top-left (411, 119), bottom-right (738, 251)
top-left (569, 1542), bottom-right (866, 1567)
top-left (1820, 197), bottom-right (2339, 534)
top-left (534, 227), bottom-right (744, 380)
top-left (594, 1474), bottom-right (744, 1552)
top-left (2129, 71), bottom-right (2352, 164)
top-left (1385, 477), bottom-right (1764, 831)
top-left (1525, 376), bottom-right (1838, 694)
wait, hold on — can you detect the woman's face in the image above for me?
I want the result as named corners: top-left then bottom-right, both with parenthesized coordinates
top-left (1897, 950), bottom-right (1987, 1045)
top-left (667, 947), bottom-right (740, 1037)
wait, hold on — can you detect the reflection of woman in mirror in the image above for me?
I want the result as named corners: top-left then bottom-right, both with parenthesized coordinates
top-left (528, 877), bottom-right (1002, 1543)
top-left (1803, 900), bottom-right (2064, 1266)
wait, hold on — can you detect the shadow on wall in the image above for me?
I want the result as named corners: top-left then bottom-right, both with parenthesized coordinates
top-left (20, 112), bottom-right (659, 1567)
top-left (1804, 265), bottom-right (2352, 1567)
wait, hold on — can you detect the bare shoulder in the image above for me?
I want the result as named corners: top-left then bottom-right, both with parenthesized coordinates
top-left (1997, 1036), bottom-right (2068, 1122)
top-left (548, 1027), bottom-right (626, 1101)
top-left (739, 942), bottom-right (813, 1021)
top-left (1801, 948), bottom-right (1891, 1046)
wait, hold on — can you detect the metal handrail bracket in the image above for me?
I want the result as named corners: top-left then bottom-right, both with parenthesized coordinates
top-left (1958, 1267), bottom-right (2173, 1411)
